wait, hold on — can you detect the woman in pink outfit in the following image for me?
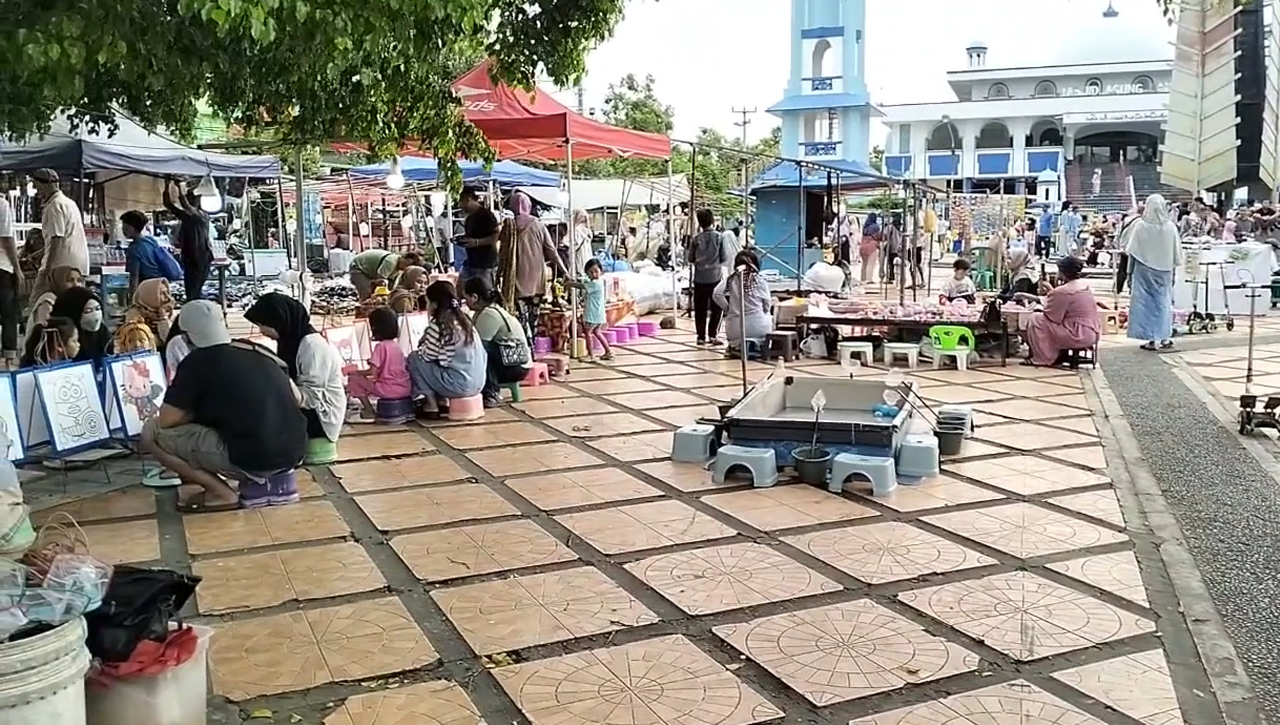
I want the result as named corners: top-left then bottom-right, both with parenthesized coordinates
top-left (1023, 256), bottom-right (1101, 367)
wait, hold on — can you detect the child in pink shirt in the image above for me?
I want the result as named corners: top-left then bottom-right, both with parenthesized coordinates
top-left (346, 307), bottom-right (412, 421)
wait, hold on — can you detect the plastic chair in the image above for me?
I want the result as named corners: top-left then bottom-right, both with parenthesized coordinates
top-left (968, 247), bottom-right (999, 292)
top-left (928, 325), bottom-right (977, 371)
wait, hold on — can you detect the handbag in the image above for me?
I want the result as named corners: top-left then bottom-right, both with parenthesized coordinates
top-left (491, 309), bottom-right (530, 367)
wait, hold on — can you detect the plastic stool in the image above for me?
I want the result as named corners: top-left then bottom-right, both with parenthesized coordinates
top-left (501, 381), bottom-right (523, 403)
top-left (637, 320), bottom-right (660, 336)
top-left (837, 341), bottom-right (875, 368)
top-left (612, 326), bottom-right (632, 343)
top-left (1097, 309), bottom-right (1121, 335)
top-left (672, 424), bottom-right (717, 464)
top-left (763, 331), bottom-right (799, 362)
top-left (542, 353), bottom-right (570, 377)
top-left (882, 342), bottom-right (920, 369)
top-left (624, 322), bottom-right (640, 339)
top-left (897, 433), bottom-right (940, 478)
top-left (938, 405), bottom-right (975, 437)
top-left (603, 329), bottom-right (619, 345)
top-left (928, 325), bottom-right (976, 371)
top-left (304, 437), bottom-right (338, 465)
top-left (533, 336), bottom-right (553, 355)
top-left (713, 444), bottom-right (779, 488)
top-left (523, 362), bottom-right (550, 386)
top-left (830, 453), bottom-right (897, 497)
top-left (375, 397), bottom-right (414, 424)
top-left (239, 468), bottom-right (299, 508)
top-left (573, 338), bottom-right (589, 358)
top-left (447, 394), bottom-right (486, 421)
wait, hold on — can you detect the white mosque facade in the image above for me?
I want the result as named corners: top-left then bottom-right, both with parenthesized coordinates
top-left (879, 1), bottom-right (1174, 201)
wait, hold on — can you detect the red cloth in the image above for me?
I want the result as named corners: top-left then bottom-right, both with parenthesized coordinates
top-left (89, 626), bottom-right (198, 685)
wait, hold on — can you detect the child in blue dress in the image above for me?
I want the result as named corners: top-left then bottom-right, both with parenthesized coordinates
top-left (573, 258), bottom-right (612, 361)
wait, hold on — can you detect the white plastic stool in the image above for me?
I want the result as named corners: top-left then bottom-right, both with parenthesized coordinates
top-left (672, 424), bottom-right (717, 464)
top-left (830, 453), bottom-right (898, 497)
top-left (837, 341), bottom-right (875, 368)
top-left (932, 345), bottom-right (973, 371)
top-left (882, 342), bottom-right (920, 369)
top-left (713, 445), bottom-right (779, 488)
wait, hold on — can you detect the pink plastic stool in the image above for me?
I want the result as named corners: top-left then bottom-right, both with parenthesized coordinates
top-left (636, 320), bottom-right (660, 336)
top-left (612, 327), bottom-right (631, 343)
top-left (603, 329), bottom-right (619, 345)
top-left (624, 322), bottom-right (640, 338)
top-left (533, 336), bottom-right (553, 355)
top-left (523, 361), bottom-right (550, 386)
top-left (446, 394), bottom-right (485, 421)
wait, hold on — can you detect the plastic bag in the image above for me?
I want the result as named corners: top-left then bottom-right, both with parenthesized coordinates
top-left (45, 554), bottom-right (113, 612)
top-left (85, 565), bottom-right (201, 663)
top-left (799, 334), bottom-right (828, 359)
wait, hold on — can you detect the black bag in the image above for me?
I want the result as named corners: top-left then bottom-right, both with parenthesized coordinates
top-left (84, 565), bottom-right (201, 663)
top-left (489, 309), bottom-right (530, 367)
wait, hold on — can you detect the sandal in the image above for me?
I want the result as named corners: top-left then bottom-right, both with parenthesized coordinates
top-left (1020, 358), bottom-right (1037, 367)
top-left (1139, 342), bottom-right (1157, 351)
top-left (177, 491), bottom-right (241, 514)
top-left (1159, 340), bottom-right (1175, 350)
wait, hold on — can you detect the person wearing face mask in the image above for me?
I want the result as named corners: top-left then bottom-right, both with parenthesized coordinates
top-left (49, 286), bottom-right (111, 366)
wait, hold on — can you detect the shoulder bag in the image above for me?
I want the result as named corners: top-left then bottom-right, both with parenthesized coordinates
top-left (489, 308), bottom-right (531, 367)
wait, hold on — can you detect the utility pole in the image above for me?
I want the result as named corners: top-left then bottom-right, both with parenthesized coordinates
top-left (732, 107), bottom-right (755, 244)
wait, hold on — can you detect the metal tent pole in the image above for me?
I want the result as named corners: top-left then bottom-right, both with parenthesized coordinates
top-left (294, 148), bottom-right (309, 308)
top-left (566, 141), bottom-right (579, 359)
top-left (667, 158), bottom-right (677, 313)
top-left (796, 163), bottom-right (804, 294)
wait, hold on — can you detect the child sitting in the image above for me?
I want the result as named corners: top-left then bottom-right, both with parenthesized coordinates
top-left (20, 317), bottom-right (80, 368)
top-left (346, 307), bottom-right (412, 422)
top-left (939, 258), bottom-right (978, 304)
top-left (570, 258), bottom-right (611, 361)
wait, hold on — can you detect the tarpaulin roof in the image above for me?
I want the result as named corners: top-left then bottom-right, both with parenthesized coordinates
top-left (519, 176), bottom-right (690, 210)
top-left (333, 62), bottom-right (671, 163)
top-left (749, 159), bottom-right (890, 193)
top-left (0, 111), bottom-right (280, 178)
top-left (349, 156), bottom-right (560, 187)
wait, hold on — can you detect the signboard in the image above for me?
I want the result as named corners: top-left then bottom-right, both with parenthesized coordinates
top-left (1059, 81), bottom-right (1170, 97)
top-left (1061, 110), bottom-right (1169, 125)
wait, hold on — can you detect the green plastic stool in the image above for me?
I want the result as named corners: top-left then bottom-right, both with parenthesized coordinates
top-left (501, 381), bottom-right (523, 403)
top-left (305, 437), bottom-right (338, 465)
top-left (928, 325), bottom-right (977, 371)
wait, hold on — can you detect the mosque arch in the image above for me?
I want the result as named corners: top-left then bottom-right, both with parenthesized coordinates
top-left (1132, 75), bottom-right (1155, 92)
top-left (1028, 119), bottom-right (1063, 147)
top-left (986, 83), bottom-right (1010, 99)
top-left (927, 121), bottom-right (961, 151)
top-left (975, 121), bottom-right (1013, 149)
top-left (811, 39), bottom-right (832, 78)
top-left (1034, 80), bottom-right (1058, 98)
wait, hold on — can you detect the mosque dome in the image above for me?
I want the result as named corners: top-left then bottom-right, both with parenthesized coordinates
top-left (976, 0), bottom-right (1173, 69)
top-left (966, 39), bottom-right (988, 50)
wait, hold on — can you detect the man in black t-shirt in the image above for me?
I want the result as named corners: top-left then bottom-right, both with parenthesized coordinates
top-left (163, 179), bottom-right (214, 301)
top-left (458, 186), bottom-right (500, 289)
top-left (141, 300), bottom-right (308, 512)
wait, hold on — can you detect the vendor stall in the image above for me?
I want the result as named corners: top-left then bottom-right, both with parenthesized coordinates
top-left (794, 298), bottom-right (1012, 364)
top-left (1174, 241), bottom-right (1272, 316)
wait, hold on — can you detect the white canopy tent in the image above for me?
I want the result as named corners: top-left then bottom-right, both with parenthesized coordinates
top-left (518, 175), bottom-right (690, 211)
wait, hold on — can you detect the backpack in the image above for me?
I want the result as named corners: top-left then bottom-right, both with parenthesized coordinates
top-left (156, 247), bottom-right (184, 281)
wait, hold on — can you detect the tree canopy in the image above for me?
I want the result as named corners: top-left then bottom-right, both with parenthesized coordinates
top-left (3, 0), bottom-right (629, 188)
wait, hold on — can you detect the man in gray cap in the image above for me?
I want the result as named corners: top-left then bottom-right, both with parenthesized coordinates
top-left (30, 168), bottom-right (89, 298)
top-left (143, 300), bottom-right (308, 512)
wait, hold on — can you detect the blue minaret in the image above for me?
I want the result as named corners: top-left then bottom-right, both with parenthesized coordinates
top-left (767, 0), bottom-right (878, 166)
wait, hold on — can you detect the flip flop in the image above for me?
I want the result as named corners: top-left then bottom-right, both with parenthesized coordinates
top-left (1139, 342), bottom-right (1157, 351)
top-left (1020, 358), bottom-right (1037, 367)
top-left (177, 492), bottom-right (240, 514)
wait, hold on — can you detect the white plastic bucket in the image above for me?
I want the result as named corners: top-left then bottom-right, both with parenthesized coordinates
top-left (0, 617), bottom-right (91, 725)
top-left (86, 624), bottom-right (213, 725)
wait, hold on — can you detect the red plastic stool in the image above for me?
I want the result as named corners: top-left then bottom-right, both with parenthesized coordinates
top-left (447, 394), bottom-right (485, 421)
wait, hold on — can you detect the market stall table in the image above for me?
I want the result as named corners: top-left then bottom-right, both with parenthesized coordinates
top-left (795, 310), bottom-right (1012, 365)
top-left (538, 299), bottom-right (636, 353)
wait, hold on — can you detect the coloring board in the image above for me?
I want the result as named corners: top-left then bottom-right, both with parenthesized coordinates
top-left (34, 362), bottom-right (110, 453)
top-left (352, 319), bottom-right (373, 361)
top-left (14, 370), bottom-right (50, 449)
top-left (0, 375), bottom-right (25, 462)
top-left (324, 326), bottom-right (366, 371)
top-left (397, 313), bottom-right (429, 355)
top-left (106, 353), bottom-right (167, 437)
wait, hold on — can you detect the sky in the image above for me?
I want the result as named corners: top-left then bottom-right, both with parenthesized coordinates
top-left (549, 0), bottom-right (1170, 146)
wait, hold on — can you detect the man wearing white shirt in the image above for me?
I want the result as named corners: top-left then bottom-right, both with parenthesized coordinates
top-left (30, 168), bottom-right (89, 298)
top-left (0, 195), bottom-right (21, 365)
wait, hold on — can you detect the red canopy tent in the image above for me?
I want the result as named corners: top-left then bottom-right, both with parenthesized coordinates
top-left (333, 61), bottom-right (671, 162)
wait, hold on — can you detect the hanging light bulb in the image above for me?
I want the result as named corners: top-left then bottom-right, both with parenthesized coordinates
top-left (385, 157), bottom-right (405, 190)
top-left (194, 175), bottom-right (223, 213)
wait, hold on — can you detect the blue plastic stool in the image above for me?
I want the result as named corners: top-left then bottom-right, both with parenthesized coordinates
top-left (672, 424), bottom-right (717, 464)
top-left (830, 453), bottom-right (897, 497)
top-left (713, 444), bottom-right (778, 488)
top-left (376, 397), bottom-right (414, 424)
top-left (897, 433), bottom-right (940, 478)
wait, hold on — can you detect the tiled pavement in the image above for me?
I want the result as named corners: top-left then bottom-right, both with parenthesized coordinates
top-left (35, 316), bottom-right (1210, 724)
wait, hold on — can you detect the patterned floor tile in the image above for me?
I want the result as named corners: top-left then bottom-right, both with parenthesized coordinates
top-left (545, 412), bottom-right (665, 438)
top-left (195, 542), bottom-right (386, 613)
top-left (433, 421), bottom-right (555, 449)
top-left (652, 373), bottom-right (742, 389)
top-left (975, 398), bottom-right (1085, 421)
top-left (505, 467), bottom-right (661, 510)
top-left (33, 488), bottom-right (156, 524)
top-left (856, 476), bottom-right (1002, 511)
top-left (979, 379), bottom-right (1079, 399)
top-left (1047, 488), bottom-right (1125, 527)
top-left (975, 422), bottom-right (1096, 451)
top-left (391, 519), bottom-right (577, 581)
top-left (556, 499), bottom-right (737, 554)
top-left (562, 367), bottom-right (627, 381)
top-left (606, 390), bottom-right (707, 410)
top-left (615, 363), bottom-right (701, 377)
top-left (645, 403), bottom-right (723, 428)
top-left (1048, 550), bottom-right (1149, 606)
top-left (468, 442), bottom-right (605, 476)
top-left (432, 566), bottom-right (658, 654)
top-left (184, 501), bottom-right (350, 555)
top-left (585, 432), bottom-right (672, 461)
top-left (701, 484), bottom-right (877, 531)
top-left (568, 378), bottom-right (664, 395)
top-left (784, 522), bottom-right (996, 584)
top-left (1043, 392), bottom-right (1091, 410)
top-left (306, 598), bottom-right (439, 682)
top-left (849, 680), bottom-right (1106, 724)
top-left (331, 455), bottom-right (471, 493)
top-left (626, 542), bottom-right (840, 614)
top-left (925, 502), bottom-right (1128, 558)
top-left (898, 571), bottom-right (1154, 660)
top-left (636, 460), bottom-right (743, 492)
top-left (914, 369), bottom-right (1016, 385)
top-left (944, 455), bottom-right (1109, 495)
top-left (1042, 416), bottom-right (1101, 437)
top-left (335, 432), bottom-right (434, 461)
top-left (702, 385), bottom-right (749, 402)
top-left (514, 397), bottom-right (619, 418)
top-left (1044, 444), bottom-right (1109, 470)
top-left (355, 483), bottom-right (518, 531)
top-left (1053, 650), bottom-right (1185, 725)
top-left (493, 634), bottom-right (783, 725)
top-left (323, 680), bottom-right (484, 725)
top-left (714, 599), bottom-right (979, 706)
top-left (510, 383), bottom-right (576, 399)
top-left (942, 439), bottom-right (1013, 460)
top-left (210, 611), bottom-right (329, 700)
top-left (82, 519), bottom-right (161, 564)
top-left (920, 386), bottom-right (1012, 405)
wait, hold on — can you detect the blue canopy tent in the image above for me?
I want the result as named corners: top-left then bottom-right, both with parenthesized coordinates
top-left (350, 157), bottom-right (560, 187)
top-left (748, 159), bottom-right (892, 279)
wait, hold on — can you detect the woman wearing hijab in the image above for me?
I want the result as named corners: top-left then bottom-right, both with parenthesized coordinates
top-left (396, 265), bottom-right (428, 309)
top-left (998, 248), bottom-right (1038, 302)
top-left (25, 265), bottom-right (83, 341)
top-left (1125, 193), bottom-right (1183, 351)
top-left (245, 293), bottom-right (346, 444)
top-left (714, 250), bottom-right (773, 354)
top-left (561, 209), bottom-right (592, 274)
top-left (49, 286), bottom-right (110, 366)
top-left (1024, 256), bottom-right (1101, 366)
top-left (503, 191), bottom-right (567, 336)
top-left (120, 278), bottom-right (175, 350)
top-left (858, 213), bottom-right (881, 284)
